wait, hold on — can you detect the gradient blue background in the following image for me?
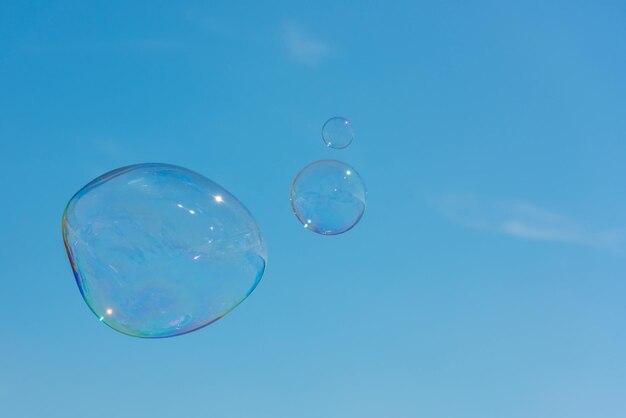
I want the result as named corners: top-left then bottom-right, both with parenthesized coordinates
top-left (1, 1), bottom-right (626, 417)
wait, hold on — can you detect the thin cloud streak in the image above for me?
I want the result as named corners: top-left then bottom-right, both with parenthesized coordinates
top-left (501, 221), bottom-right (577, 241)
top-left (281, 22), bottom-right (331, 66)
top-left (433, 193), bottom-right (625, 252)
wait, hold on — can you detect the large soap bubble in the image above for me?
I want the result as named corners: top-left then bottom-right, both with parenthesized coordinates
top-left (62, 163), bottom-right (267, 338)
top-left (290, 159), bottom-right (366, 235)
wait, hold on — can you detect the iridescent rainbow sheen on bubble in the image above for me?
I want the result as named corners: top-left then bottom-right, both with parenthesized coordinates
top-left (62, 163), bottom-right (267, 338)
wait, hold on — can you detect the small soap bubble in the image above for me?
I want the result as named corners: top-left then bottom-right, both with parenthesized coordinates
top-left (290, 159), bottom-right (366, 235)
top-left (62, 163), bottom-right (267, 338)
top-left (322, 117), bottom-right (355, 149)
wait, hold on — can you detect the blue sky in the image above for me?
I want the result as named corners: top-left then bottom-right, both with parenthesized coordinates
top-left (1, 1), bottom-right (626, 417)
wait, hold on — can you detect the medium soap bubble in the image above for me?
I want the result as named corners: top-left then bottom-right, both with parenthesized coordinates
top-left (290, 159), bottom-right (366, 235)
top-left (62, 163), bottom-right (267, 338)
top-left (322, 117), bottom-right (355, 149)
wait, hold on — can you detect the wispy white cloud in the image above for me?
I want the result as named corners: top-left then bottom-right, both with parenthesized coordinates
top-left (281, 22), bottom-right (331, 66)
top-left (501, 221), bottom-right (576, 241)
top-left (432, 193), bottom-right (625, 252)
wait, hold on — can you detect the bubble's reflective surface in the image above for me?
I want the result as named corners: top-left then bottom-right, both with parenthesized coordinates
top-left (62, 163), bottom-right (267, 338)
top-left (322, 117), bottom-right (355, 149)
top-left (290, 160), bottom-right (366, 235)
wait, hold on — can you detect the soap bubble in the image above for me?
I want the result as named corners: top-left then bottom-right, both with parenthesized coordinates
top-left (62, 163), bottom-right (267, 338)
top-left (290, 159), bottom-right (366, 235)
top-left (322, 117), bottom-right (355, 149)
